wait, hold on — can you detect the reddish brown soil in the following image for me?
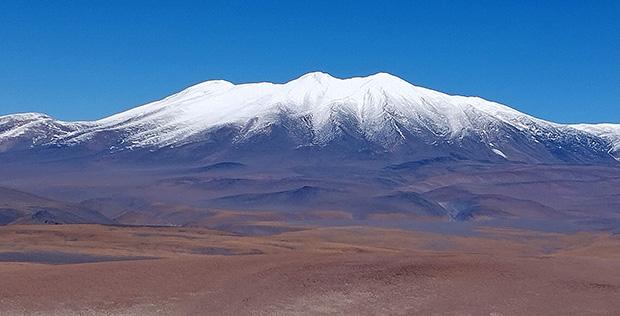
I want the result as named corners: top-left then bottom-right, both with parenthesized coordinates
top-left (0, 224), bottom-right (619, 315)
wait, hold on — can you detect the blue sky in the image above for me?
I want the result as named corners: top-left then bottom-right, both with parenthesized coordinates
top-left (1, 1), bottom-right (619, 123)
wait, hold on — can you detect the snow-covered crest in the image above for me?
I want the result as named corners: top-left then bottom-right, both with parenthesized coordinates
top-left (0, 72), bottom-right (619, 162)
top-left (571, 123), bottom-right (620, 159)
top-left (49, 72), bottom-right (542, 147)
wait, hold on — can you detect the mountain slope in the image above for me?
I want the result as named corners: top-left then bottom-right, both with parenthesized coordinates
top-left (0, 72), bottom-right (618, 163)
top-left (0, 186), bottom-right (113, 225)
top-left (571, 123), bottom-right (620, 160)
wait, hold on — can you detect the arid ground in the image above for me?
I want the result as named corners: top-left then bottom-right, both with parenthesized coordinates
top-left (1, 223), bottom-right (619, 315)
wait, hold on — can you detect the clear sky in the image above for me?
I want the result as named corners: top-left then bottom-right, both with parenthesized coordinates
top-left (1, 1), bottom-right (619, 123)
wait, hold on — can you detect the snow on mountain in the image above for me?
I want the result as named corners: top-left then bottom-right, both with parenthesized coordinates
top-left (0, 72), bottom-right (618, 163)
top-left (0, 113), bottom-right (85, 151)
top-left (570, 123), bottom-right (620, 159)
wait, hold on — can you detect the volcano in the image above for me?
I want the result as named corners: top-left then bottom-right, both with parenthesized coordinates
top-left (1, 72), bottom-right (619, 229)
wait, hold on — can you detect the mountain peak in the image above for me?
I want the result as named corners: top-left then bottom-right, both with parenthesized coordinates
top-left (366, 72), bottom-right (401, 81)
top-left (0, 113), bottom-right (54, 127)
top-left (0, 112), bottom-right (52, 121)
top-left (289, 71), bottom-right (405, 86)
top-left (290, 72), bottom-right (338, 85)
top-left (363, 72), bottom-right (412, 90)
top-left (184, 79), bottom-right (235, 93)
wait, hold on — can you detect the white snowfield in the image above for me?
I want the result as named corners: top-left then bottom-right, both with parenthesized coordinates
top-left (570, 123), bottom-right (620, 156)
top-left (1, 72), bottom-right (619, 158)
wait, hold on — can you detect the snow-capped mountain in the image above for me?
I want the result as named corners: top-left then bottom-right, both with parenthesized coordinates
top-left (2, 72), bottom-right (620, 227)
top-left (1, 72), bottom-right (619, 163)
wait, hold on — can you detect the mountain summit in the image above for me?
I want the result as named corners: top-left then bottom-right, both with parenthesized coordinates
top-left (1, 72), bottom-right (619, 163)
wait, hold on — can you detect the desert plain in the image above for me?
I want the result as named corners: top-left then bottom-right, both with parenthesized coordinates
top-left (1, 221), bottom-right (619, 316)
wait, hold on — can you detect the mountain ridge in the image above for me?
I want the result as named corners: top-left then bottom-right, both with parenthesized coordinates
top-left (1, 72), bottom-right (619, 163)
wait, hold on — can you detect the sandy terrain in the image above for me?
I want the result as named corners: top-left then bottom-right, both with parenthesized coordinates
top-left (0, 224), bottom-right (619, 315)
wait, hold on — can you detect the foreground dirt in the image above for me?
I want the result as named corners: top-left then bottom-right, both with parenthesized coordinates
top-left (0, 224), bottom-right (619, 315)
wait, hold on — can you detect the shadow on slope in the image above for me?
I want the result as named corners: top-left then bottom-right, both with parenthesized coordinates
top-left (0, 186), bottom-right (113, 225)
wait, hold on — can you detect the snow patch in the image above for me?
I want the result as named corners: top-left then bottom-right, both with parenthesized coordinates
top-left (491, 148), bottom-right (508, 159)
